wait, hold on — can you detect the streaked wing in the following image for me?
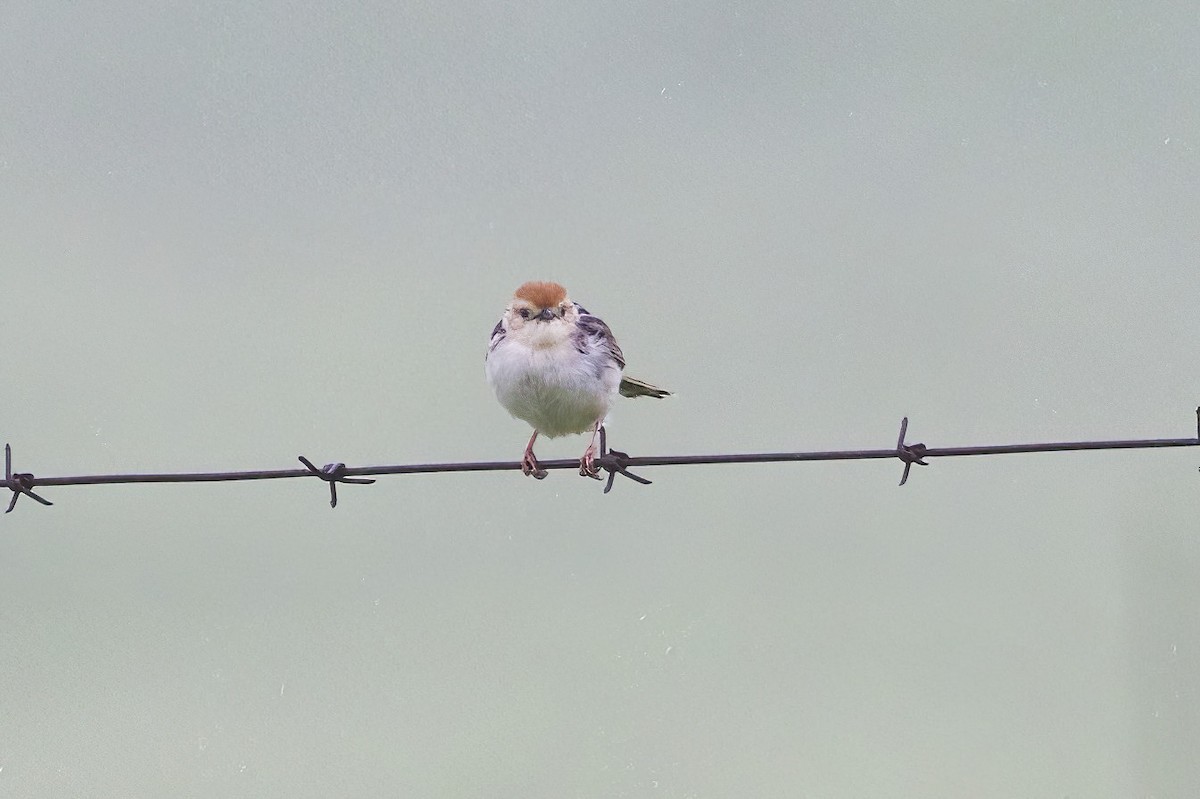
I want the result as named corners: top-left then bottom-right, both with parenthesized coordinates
top-left (619, 375), bottom-right (672, 398)
top-left (573, 313), bottom-right (625, 370)
top-left (486, 318), bottom-right (505, 357)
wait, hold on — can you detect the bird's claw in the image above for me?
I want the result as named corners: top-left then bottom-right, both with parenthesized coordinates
top-left (522, 453), bottom-right (548, 480)
top-left (579, 448), bottom-right (601, 480)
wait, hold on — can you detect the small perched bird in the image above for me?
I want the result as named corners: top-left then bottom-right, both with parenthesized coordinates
top-left (486, 281), bottom-right (670, 479)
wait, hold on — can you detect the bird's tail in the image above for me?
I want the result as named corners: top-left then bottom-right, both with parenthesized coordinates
top-left (619, 376), bottom-right (672, 399)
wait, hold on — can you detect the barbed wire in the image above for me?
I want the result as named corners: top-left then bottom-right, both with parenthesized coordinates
top-left (5, 410), bottom-right (1199, 512)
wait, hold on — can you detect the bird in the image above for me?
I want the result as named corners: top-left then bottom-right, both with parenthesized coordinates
top-left (485, 281), bottom-right (670, 480)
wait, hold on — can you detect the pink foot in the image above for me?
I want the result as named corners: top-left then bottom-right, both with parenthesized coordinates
top-left (522, 431), bottom-right (548, 479)
top-left (579, 443), bottom-right (601, 480)
top-left (579, 421), bottom-right (604, 479)
top-left (522, 451), bottom-right (548, 480)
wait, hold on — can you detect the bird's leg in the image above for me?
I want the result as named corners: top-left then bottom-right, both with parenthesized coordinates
top-left (522, 430), bottom-right (548, 479)
top-left (579, 421), bottom-right (603, 480)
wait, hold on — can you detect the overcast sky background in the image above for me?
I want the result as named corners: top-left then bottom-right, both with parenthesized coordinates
top-left (2, 1), bottom-right (1198, 796)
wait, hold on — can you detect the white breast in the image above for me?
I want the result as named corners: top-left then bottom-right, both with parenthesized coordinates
top-left (486, 335), bottom-right (622, 437)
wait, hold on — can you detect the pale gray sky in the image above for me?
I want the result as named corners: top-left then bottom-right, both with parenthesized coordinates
top-left (2, 2), bottom-right (1198, 796)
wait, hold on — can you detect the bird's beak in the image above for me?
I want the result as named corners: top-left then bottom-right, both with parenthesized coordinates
top-left (534, 308), bottom-right (556, 322)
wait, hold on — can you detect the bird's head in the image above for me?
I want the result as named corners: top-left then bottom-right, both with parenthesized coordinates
top-left (503, 281), bottom-right (581, 344)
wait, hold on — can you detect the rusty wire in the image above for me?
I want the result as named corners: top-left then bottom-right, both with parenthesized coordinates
top-left (5, 410), bottom-right (1200, 512)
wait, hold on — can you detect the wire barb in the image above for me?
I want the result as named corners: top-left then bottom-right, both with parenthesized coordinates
top-left (4, 444), bottom-right (53, 513)
top-left (895, 417), bottom-right (929, 486)
top-left (596, 427), bottom-right (654, 494)
top-left (297, 456), bottom-right (377, 508)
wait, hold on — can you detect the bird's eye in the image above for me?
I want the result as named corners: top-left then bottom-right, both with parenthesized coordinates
top-left (518, 308), bottom-right (530, 319)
